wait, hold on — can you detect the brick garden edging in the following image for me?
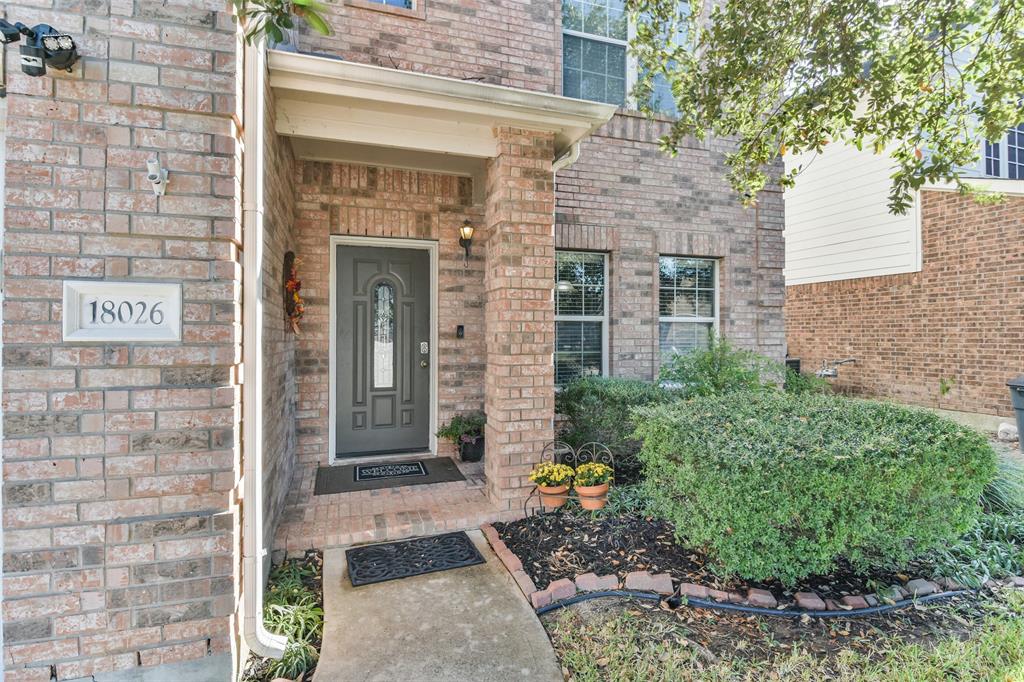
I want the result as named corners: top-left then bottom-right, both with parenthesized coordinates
top-left (481, 524), bottom-right (1024, 614)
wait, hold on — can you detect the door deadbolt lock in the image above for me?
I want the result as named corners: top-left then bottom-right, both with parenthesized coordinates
top-left (420, 360), bottom-right (429, 368)
top-left (420, 341), bottom-right (429, 354)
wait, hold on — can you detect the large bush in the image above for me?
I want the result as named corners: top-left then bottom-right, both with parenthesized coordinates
top-left (659, 334), bottom-right (830, 397)
top-left (556, 376), bottom-right (674, 483)
top-left (634, 393), bottom-right (996, 585)
top-left (659, 335), bottom-right (785, 396)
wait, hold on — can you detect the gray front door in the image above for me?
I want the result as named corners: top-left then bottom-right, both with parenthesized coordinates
top-left (336, 245), bottom-right (431, 458)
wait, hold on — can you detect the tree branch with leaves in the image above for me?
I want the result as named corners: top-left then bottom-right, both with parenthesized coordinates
top-left (233, 0), bottom-right (332, 45)
top-left (630, 0), bottom-right (1024, 213)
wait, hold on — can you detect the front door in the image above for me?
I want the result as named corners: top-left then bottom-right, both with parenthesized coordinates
top-left (336, 245), bottom-right (431, 458)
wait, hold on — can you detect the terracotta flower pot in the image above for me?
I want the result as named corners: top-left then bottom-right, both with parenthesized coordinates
top-left (537, 484), bottom-right (570, 509)
top-left (575, 482), bottom-right (610, 510)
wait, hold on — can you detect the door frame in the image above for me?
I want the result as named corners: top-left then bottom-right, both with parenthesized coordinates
top-left (328, 235), bottom-right (439, 465)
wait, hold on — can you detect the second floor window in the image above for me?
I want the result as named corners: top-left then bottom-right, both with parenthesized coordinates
top-left (562, 1), bottom-right (686, 116)
top-left (562, 0), bottom-right (629, 106)
top-left (982, 124), bottom-right (1024, 179)
top-left (985, 139), bottom-right (1001, 176)
top-left (1009, 125), bottom-right (1023, 179)
top-left (370, 0), bottom-right (413, 7)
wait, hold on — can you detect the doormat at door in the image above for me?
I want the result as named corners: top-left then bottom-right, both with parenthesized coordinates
top-left (346, 531), bottom-right (485, 586)
top-left (313, 457), bottom-right (466, 495)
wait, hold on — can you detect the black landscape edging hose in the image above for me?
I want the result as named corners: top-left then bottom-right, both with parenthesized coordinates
top-left (534, 588), bottom-right (975, 618)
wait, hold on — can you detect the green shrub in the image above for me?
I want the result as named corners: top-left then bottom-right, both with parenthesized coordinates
top-left (982, 448), bottom-right (1024, 515)
top-left (927, 511), bottom-right (1024, 588)
top-left (259, 558), bottom-right (323, 681)
top-left (556, 376), bottom-right (674, 483)
top-left (436, 411), bottom-right (486, 445)
top-left (783, 367), bottom-right (832, 395)
top-left (659, 335), bottom-right (785, 397)
top-left (634, 392), bottom-right (997, 585)
top-left (593, 483), bottom-right (652, 518)
top-left (927, 450), bottom-right (1024, 587)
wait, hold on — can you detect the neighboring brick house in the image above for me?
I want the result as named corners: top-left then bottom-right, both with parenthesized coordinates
top-left (1, 1), bottom-right (785, 680)
top-left (785, 140), bottom-right (1024, 424)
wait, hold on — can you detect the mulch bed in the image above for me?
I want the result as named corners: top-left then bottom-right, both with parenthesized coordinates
top-left (494, 511), bottom-right (931, 605)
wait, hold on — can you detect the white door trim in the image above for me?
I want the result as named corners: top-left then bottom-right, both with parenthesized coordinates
top-left (328, 235), bottom-right (439, 465)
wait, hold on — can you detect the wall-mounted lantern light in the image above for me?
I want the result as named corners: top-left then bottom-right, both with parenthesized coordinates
top-left (555, 280), bottom-right (575, 293)
top-left (458, 220), bottom-right (475, 264)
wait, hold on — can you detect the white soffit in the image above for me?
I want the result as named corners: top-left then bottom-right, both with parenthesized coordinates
top-left (268, 50), bottom-right (617, 159)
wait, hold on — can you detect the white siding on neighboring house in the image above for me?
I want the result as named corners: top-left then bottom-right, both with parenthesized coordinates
top-left (784, 143), bottom-right (921, 285)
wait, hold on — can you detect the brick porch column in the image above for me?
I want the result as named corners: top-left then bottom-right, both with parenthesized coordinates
top-left (483, 127), bottom-right (557, 512)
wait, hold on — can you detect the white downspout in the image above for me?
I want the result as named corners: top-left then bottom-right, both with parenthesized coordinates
top-left (241, 37), bottom-right (287, 659)
top-left (552, 141), bottom-right (581, 172)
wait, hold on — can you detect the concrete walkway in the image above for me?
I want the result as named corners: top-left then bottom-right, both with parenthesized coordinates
top-left (314, 530), bottom-right (562, 682)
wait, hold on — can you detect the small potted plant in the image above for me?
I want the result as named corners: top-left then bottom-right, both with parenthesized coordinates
top-left (436, 412), bottom-right (486, 462)
top-left (573, 462), bottom-right (613, 510)
top-left (529, 462), bottom-right (574, 509)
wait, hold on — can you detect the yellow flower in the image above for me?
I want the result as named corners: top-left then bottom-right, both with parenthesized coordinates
top-left (574, 462), bottom-right (613, 487)
top-left (529, 462), bottom-right (574, 487)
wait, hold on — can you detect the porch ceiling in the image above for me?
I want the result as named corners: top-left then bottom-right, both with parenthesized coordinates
top-left (267, 50), bottom-right (617, 161)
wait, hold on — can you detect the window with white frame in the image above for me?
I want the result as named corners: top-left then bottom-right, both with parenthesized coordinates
top-left (562, 0), bottom-right (630, 106)
top-left (1008, 124), bottom-right (1024, 179)
top-left (985, 139), bottom-right (1001, 177)
top-left (368, 0), bottom-right (412, 7)
top-left (562, 1), bottom-right (687, 115)
top-left (980, 124), bottom-right (1024, 179)
top-left (555, 251), bottom-right (608, 387)
top-left (658, 256), bottom-right (718, 362)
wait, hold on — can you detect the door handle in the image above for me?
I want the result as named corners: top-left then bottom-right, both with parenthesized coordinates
top-left (420, 360), bottom-right (428, 368)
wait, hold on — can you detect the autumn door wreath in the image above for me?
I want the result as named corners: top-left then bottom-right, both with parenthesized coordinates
top-left (283, 251), bottom-right (305, 335)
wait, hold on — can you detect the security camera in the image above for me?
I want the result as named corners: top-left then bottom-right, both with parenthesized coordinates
top-left (146, 158), bottom-right (169, 196)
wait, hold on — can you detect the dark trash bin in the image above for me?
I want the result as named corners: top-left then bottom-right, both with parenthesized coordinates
top-left (1008, 375), bottom-right (1024, 438)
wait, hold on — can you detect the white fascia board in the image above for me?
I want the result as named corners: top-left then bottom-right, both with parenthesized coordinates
top-left (268, 50), bottom-right (617, 157)
top-left (923, 177), bottom-right (1024, 197)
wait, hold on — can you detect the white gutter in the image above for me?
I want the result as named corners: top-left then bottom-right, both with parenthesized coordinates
top-left (241, 38), bottom-right (287, 660)
top-left (268, 50), bottom-right (615, 124)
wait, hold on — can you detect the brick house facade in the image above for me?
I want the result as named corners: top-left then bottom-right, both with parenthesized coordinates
top-left (1, 1), bottom-right (785, 680)
top-left (786, 188), bottom-right (1023, 420)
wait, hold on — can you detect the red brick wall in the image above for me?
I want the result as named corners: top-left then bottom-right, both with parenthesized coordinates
top-left (299, 0), bottom-right (559, 93)
top-left (262, 89), bottom-right (298, 552)
top-left (1, 1), bottom-right (239, 679)
top-left (557, 113), bottom-right (787, 377)
top-left (291, 160), bottom-right (487, 465)
top-left (483, 128), bottom-right (556, 509)
top-left (785, 189), bottom-right (1024, 418)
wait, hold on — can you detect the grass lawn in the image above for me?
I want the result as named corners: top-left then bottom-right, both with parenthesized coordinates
top-left (544, 588), bottom-right (1024, 681)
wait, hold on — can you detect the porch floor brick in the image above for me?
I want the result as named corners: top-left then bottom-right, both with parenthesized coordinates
top-left (273, 460), bottom-right (515, 554)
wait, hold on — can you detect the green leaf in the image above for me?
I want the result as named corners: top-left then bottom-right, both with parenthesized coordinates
top-left (302, 8), bottom-right (331, 36)
top-left (627, 0), bottom-right (1024, 214)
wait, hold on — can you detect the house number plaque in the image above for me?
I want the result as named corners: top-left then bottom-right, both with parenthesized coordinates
top-left (62, 281), bottom-right (182, 343)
